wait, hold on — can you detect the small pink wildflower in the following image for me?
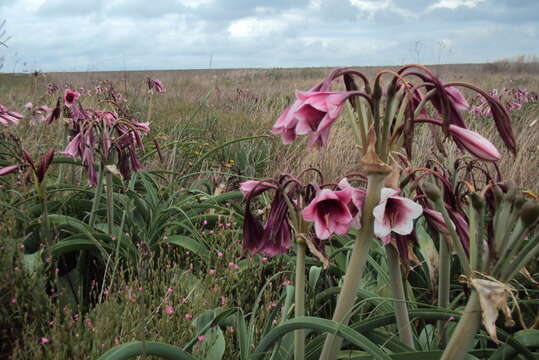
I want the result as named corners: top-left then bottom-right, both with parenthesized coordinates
top-left (165, 306), bottom-right (174, 315)
top-left (208, 269), bottom-right (216, 275)
top-left (40, 337), bottom-right (49, 344)
top-left (184, 313), bottom-right (193, 320)
top-left (198, 335), bottom-right (205, 342)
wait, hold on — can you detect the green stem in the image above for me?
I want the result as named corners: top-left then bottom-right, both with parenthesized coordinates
top-left (437, 235), bottom-right (451, 347)
top-left (89, 167), bottom-right (105, 228)
top-left (319, 173), bottom-right (385, 360)
top-left (434, 199), bottom-right (471, 276)
top-left (500, 232), bottom-right (539, 282)
top-left (39, 187), bottom-right (51, 246)
top-left (294, 241), bottom-right (306, 360)
top-left (441, 291), bottom-right (482, 360)
top-left (385, 244), bottom-right (415, 349)
top-left (105, 171), bottom-right (114, 235)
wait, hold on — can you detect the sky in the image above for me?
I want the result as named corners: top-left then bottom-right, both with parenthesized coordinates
top-left (0, 0), bottom-right (538, 72)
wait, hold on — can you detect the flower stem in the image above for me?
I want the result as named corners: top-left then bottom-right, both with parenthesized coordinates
top-left (437, 235), bottom-right (451, 347)
top-left (39, 186), bottom-right (51, 246)
top-left (294, 241), bottom-right (306, 360)
top-left (319, 173), bottom-right (385, 360)
top-left (105, 171), bottom-right (114, 235)
top-left (441, 291), bottom-right (481, 360)
top-left (385, 244), bottom-right (415, 349)
top-left (89, 167), bottom-right (104, 228)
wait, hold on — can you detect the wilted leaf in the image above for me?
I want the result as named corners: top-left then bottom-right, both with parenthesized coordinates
top-left (471, 277), bottom-right (515, 343)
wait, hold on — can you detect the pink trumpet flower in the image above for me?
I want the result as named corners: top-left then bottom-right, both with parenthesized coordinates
top-left (0, 104), bottom-right (23, 127)
top-left (272, 91), bottom-right (353, 147)
top-left (338, 178), bottom-right (366, 228)
top-left (449, 125), bottom-right (501, 161)
top-left (373, 188), bottom-right (423, 242)
top-left (423, 208), bottom-right (451, 234)
top-left (302, 188), bottom-right (354, 240)
top-left (240, 180), bottom-right (278, 199)
top-left (294, 91), bottom-right (350, 147)
top-left (147, 78), bottom-right (166, 93)
top-left (64, 89), bottom-right (80, 107)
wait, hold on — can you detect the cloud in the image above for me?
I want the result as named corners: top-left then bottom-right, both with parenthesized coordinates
top-left (0, 0), bottom-right (537, 72)
top-left (349, 0), bottom-right (414, 18)
top-left (427, 0), bottom-right (486, 11)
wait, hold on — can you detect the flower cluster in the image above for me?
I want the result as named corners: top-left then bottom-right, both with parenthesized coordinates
top-left (273, 66), bottom-right (514, 162)
top-left (241, 173), bottom-right (423, 260)
top-left (470, 87), bottom-right (538, 117)
top-left (63, 106), bottom-right (150, 186)
top-left (147, 78), bottom-right (166, 94)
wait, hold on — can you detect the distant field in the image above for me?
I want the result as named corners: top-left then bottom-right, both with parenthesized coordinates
top-left (1, 62), bottom-right (538, 190)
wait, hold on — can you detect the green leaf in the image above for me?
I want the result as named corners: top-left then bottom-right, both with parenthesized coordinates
top-left (97, 341), bottom-right (194, 360)
top-left (191, 326), bottom-right (226, 360)
top-left (489, 329), bottom-right (539, 360)
top-left (336, 350), bottom-right (479, 359)
top-left (165, 235), bottom-right (210, 260)
top-left (309, 265), bottom-right (322, 290)
top-left (253, 316), bottom-right (392, 360)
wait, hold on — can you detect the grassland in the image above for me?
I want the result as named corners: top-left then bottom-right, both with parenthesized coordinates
top-left (0, 62), bottom-right (538, 359)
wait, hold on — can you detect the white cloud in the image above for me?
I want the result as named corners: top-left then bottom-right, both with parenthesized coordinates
top-left (349, 0), bottom-right (414, 19)
top-left (227, 10), bottom-right (305, 39)
top-left (227, 17), bottom-right (286, 38)
top-left (176, 0), bottom-right (212, 9)
top-left (428, 0), bottom-right (486, 11)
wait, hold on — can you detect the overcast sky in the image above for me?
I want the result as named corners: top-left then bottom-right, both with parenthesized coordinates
top-left (1, 0), bottom-right (538, 72)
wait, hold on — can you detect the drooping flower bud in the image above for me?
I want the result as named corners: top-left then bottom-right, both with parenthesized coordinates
top-left (519, 201), bottom-right (539, 227)
top-left (449, 125), bottom-right (501, 161)
top-left (423, 182), bottom-right (442, 203)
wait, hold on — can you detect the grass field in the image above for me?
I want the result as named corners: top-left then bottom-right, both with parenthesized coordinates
top-left (0, 62), bottom-right (538, 359)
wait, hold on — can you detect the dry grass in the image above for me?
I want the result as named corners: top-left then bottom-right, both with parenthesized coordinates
top-left (1, 63), bottom-right (538, 190)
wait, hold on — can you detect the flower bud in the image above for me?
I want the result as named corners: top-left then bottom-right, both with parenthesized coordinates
top-left (519, 201), bottom-right (539, 227)
top-left (493, 186), bottom-right (504, 206)
top-left (423, 182), bottom-right (442, 203)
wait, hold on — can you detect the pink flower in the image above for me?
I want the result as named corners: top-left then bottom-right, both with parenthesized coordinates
top-left (272, 105), bottom-right (299, 144)
top-left (0, 104), bottom-right (23, 127)
top-left (338, 178), bottom-right (366, 228)
top-left (272, 91), bottom-right (353, 147)
top-left (449, 125), bottom-right (501, 161)
top-left (239, 180), bottom-right (277, 199)
top-left (445, 86), bottom-right (469, 111)
top-left (63, 133), bottom-right (82, 158)
top-left (165, 306), bottom-right (174, 315)
top-left (198, 335), bottom-right (205, 342)
top-left (184, 313), bottom-right (193, 320)
top-left (423, 208), bottom-right (452, 234)
top-left (40, 337), bottom-right (49, 344)
top-left (373, 188), bottom-right (423, 242)
top-left (302, 188), bottom-right (354, 240)
top-left (208, 269), bottom-right (216, 275)
top-left (64, 89), bottom-right (80, 107)
top-left (148, 78), bottom-right (166, 93)
top-left (294, 91), bottom-right (350, 147)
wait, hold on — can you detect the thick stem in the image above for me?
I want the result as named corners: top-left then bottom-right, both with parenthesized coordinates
top-left (441, 291), bottom-right (482, 360)
top-left (105, 172), bottom-right (114, 235)
top-left (385, 244), bottom-right (415, 349)
top-left (437, 235), bottom-right (451, 347)
top-left (294, 241), bottom-right (306, 360)
top-left (319, 174), bottom-right (385, 360)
